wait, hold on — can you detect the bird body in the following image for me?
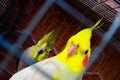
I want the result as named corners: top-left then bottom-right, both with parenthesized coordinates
top-left (11, 19), bottom-right (103, 80)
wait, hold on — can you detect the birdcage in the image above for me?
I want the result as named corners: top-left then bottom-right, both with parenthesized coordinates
top-left (0, 0), bottom-right (120, 80)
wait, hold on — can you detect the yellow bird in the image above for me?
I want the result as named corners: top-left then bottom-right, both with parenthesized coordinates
top-left (17, 24), bottom-right (61, 71)
top-left (10, 19), bottom-right (103, 80)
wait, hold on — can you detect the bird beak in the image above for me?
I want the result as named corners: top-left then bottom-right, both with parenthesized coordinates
top-left (67, 43), bottom-right (78, 58)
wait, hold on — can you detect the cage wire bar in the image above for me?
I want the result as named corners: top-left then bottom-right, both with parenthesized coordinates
top-left (0, 0), bottom-right (8, 10)
top-left (0, 0), bottom-right (120, 80)
top-left (0, 0), bottom-right (56, 75)
top-left (79, 0), bottom-right (120, 23)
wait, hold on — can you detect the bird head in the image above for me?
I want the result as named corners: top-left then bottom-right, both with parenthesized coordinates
top-left (30, 25), bottom-right (61, 61)
top-left (56, 19), bottom-right (103, 74)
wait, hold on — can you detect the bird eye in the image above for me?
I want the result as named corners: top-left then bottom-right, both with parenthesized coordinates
top-left (77, 45), bottom-right (79, 48)
top-left (84, 50), bottom-right (88, 54)
top-left (49, 50), bottom-right (52, 53)
top-left (38, 49), bottom-right (44, 55)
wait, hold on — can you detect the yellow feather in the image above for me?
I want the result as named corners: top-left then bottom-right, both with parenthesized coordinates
top-left (91, 18), bottom-right (104, 30)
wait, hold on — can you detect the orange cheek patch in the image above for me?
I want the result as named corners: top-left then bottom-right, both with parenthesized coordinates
top-left (82, 55), bottom-right (89, 67)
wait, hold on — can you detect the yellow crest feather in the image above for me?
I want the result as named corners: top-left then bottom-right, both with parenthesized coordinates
top-left (91, 18), bottom-right (104, 30)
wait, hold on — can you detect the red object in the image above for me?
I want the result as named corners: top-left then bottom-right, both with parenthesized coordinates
top-left (82, 55), bottom-right (89, 67)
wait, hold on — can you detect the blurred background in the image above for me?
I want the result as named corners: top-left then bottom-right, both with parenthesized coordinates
top-left (0, 0), bottom-right (120, 80)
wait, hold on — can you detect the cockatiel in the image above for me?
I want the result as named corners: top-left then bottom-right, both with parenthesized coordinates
top-left (10, 19), bottom-right (103, 80)
top-left (17, 24), bottom-right (61, 71)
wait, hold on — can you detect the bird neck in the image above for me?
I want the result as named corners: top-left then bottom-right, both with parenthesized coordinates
top-left (55, 49), bottom-right (68, 62)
